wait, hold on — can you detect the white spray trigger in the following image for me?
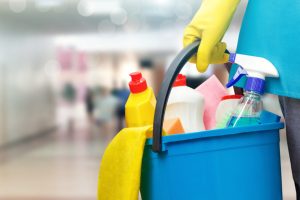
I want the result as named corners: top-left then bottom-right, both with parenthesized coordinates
top-left (228, 53), bottom-right (279, 80)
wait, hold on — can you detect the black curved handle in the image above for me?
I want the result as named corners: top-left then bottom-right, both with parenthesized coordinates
top-left (152, 40), bottom-right (230, 152)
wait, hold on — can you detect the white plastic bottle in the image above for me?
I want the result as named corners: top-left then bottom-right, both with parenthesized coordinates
top-left (165, 74), bottom-right (205, 133)
top-left (215, 95), bottom-right (243, 128)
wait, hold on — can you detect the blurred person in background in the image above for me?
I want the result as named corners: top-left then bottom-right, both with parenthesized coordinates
top-left (61, 82), bottom-right (77, 133)
top-left (93, 87), bottom-right (120, 140)
top-left (112, 82), bottom-right (130, 132)
top-left (85, 88), bottom-right (95, 122)
top-left (84, 87), bottom-right (95, 135)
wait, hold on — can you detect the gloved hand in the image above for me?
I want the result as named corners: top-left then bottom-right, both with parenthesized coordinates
top-left (183, 0), bottom-right (240, 72)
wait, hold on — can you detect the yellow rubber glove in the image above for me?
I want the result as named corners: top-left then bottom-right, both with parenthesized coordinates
top-left (183, 0), bottom-right (240, 72)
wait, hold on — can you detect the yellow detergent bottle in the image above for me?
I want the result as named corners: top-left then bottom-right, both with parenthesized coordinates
top-left (125, 72), bottom-right (156, 129)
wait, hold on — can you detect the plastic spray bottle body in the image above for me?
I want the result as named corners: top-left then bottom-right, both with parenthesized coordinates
top-left (226, 90), bottom-right (262, 127)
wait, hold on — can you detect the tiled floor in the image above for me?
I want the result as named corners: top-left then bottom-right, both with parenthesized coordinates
top-left (0, 126), bottom-right (297, 200)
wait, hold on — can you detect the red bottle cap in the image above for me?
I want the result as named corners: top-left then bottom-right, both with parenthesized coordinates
top-left (129, 72), bottom-right (148, 93)
top-left (173, 74), bottom-right (186, 87)
top-left (221, 94), bottom-right (243, 101)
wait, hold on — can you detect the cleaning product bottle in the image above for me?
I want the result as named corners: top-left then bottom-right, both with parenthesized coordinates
top-left (125, 72), bottom-right (156, 127)
top-left (226, 90), bottom-right (262, 127)
top-left (164, 74), bottom-right (205, 133)
top-left (225, 53), bottom-right (279, 127)
top-left (215, 94), bottom-right (243, 128)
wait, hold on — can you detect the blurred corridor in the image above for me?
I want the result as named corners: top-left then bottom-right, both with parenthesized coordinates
top-left (0, 124), bottom-right (105, 199)
top-left (0, 0), bottom-right (297, 199)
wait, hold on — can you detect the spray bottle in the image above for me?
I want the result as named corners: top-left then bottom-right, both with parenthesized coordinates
top-left (225, 53), bottom-right (279, 127)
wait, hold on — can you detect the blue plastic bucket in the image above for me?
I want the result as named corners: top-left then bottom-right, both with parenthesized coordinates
top-left (140, 41), bottom-right (284, 200)
top-left (141, 123), bottom-right (283, 200)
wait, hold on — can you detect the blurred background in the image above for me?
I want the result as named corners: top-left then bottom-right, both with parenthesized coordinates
top-left (0, 0), bottom-right (296, 199)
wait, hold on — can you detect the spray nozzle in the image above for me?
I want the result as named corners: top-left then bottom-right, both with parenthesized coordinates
top-left (226, 65), bottom-right (248, 88)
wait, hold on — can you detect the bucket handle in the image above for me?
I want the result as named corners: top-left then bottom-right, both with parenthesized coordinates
top-left (152, 40), bottom-right (232, 153)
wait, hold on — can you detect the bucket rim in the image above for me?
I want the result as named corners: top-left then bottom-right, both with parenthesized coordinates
top-left (146, 122), bottom-right (284, 146)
